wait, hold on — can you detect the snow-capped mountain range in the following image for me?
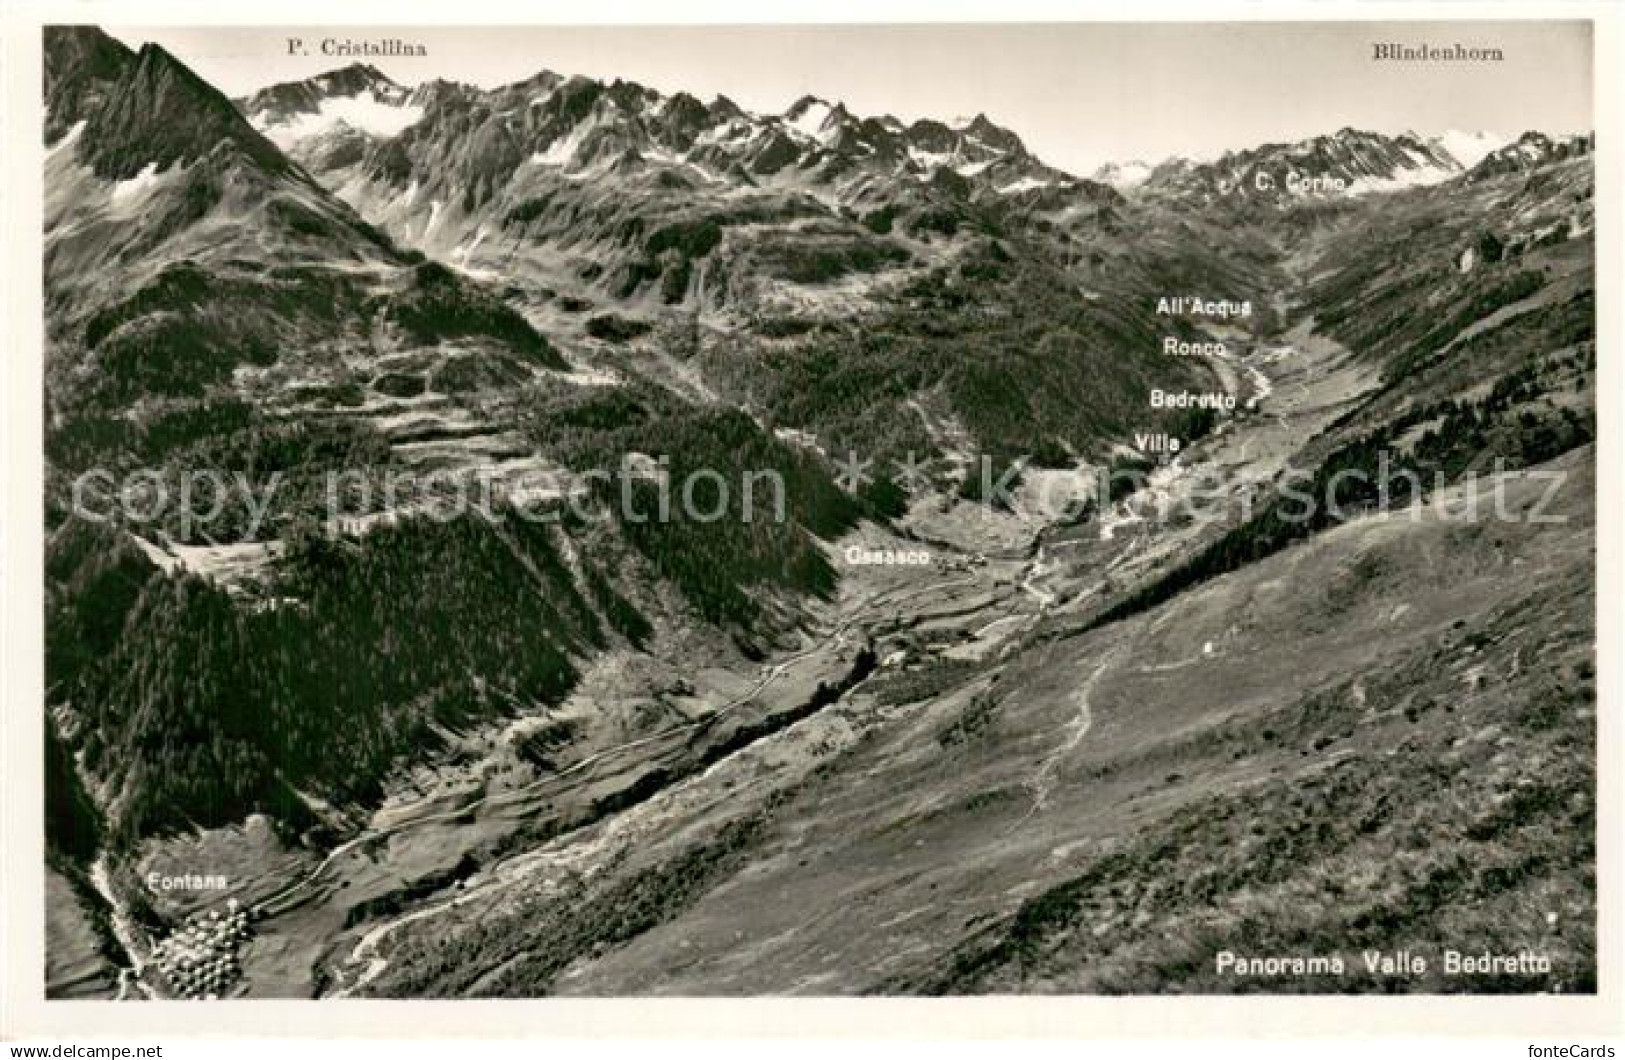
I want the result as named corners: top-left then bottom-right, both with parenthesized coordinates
top-left (239, 63), bottom-right (1089, 208)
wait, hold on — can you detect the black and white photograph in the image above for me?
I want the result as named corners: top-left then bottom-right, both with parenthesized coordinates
top-left (4, 3), bottom-right (1620, 1043)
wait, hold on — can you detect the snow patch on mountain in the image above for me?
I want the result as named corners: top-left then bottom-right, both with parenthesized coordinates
top-left (532, 119), bottom-right (596, 168)
top-left (1346, 157), bottom-right (1459, 195)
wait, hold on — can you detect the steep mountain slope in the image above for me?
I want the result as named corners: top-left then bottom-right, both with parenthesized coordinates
top-left (321, 131), bottom-right (1596, 999)
top-left (43, 28), bottom-right (612, 854)
top-left (1430, 129), bottom-right (1510, 169)
top-left (240, 62), bottom-right (415, 145)
top-left (1092, 159), bottom-right (1153, 189)
top-left (48, 31), bottom-right (1149, 872)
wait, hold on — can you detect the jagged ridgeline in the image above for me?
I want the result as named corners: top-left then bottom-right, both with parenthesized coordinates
top-left (37, 21), bottom-right (1601, 1001)
top-left (42, 28), bottom-right (592, 849)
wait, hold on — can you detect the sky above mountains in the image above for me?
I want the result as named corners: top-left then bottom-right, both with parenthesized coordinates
top-left (109, 21), bottom-right (1593, 175)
